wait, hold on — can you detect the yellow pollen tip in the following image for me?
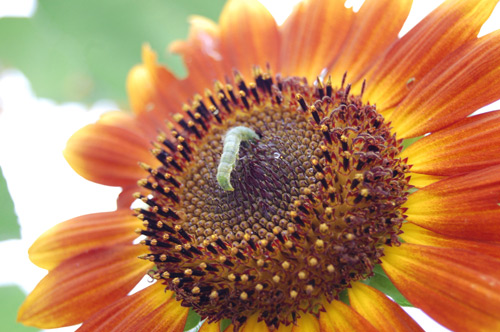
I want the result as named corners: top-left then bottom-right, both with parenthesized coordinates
top-left (345, 233), bottom-right (356, 241)
top-left (240, 292), bottom-right (248, 300)
top-left (315, 240), bottom-right (324, 250)
top-left (290, 290), bottom-right (298, 299)
top-left (273, 275), bottom-right (281, 283)
top-left (308, 257), bottom-right (318, 267)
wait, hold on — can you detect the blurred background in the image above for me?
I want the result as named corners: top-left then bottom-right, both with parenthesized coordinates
top-left (1, 0), bottom-right (499, 331)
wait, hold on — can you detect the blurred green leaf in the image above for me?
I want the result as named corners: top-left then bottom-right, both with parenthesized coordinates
top-left (185, 308), bottom-right (202, 331)
top-left (401, 136), bottom-right (422, 151)
top-left (0, 285), bottom-right (39, 332)
top-left (362, 265), bottom-right (413, 307)
top-left (0, 166), bottom-right (19, 240)
top-left (220, 319), bottom-right (231, 332)
top-left (0, 0), bottom-right (226, 106)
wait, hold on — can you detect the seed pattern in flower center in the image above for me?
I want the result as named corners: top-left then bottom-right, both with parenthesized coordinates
top-left (135, 70), bottom-right (411, 330)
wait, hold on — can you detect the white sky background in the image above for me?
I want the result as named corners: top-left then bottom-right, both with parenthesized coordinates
top-left (1, 0), bottom-right (500, 331)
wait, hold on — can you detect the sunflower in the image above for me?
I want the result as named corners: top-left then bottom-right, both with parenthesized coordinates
top-left (18, 0), bottom-right (500, 331)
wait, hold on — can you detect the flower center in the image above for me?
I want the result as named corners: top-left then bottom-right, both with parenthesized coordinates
top-left (135, 70), bottom-right (411, 329)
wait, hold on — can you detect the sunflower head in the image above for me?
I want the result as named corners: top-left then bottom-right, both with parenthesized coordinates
top-left (18, 0), bottom-right (500, 331)
top-left (135, 69), bottom-right (411, 329)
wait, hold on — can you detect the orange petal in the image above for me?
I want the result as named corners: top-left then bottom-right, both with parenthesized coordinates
top-left (390, 30), bottom-right (500, 138)
top-left (407, 172), bottom-right (444, 188)
top-left (405, 165), bottom-right (500, 241)
top-left (401, 222), bottom-right (500, 260)
top-left (18, 244), bottom-right (152, 328)
top-left (199, 320), bottom-right (221, 332)
top-left (77, 283), bottom-right (185, 332)
top-left (219, 0), bottom-right (279, 79)
top-left (240, 314), bottom-right (270, 332)
top-left (292, 313), bottom-right (320, 332)
top-left (279, 0), bottom-right (353, 80)
top-left (402, 110), bottom-right (500, 175)
top-left (117, 185), bottom-right (143, 209)
top-left (127, 46), bottom-right (191, 128)
top-left (319, 299), bottom-right (378, 332)
top-left (348, 283), bottom-right (424, 332)
top-left (382, 243), bottom-right (500, 332)
top-left (64, 111), bottom-right (156, 187)
top-left (363, 0), bottom-right (498, 113)
top-left (114, 289), bottom-right (188, 332)
top-left (328, 0), bottom-right (413, 85)
top-left (170, 16), bottom-right (228, 93)
top-left (29, 209), bottom-right (139, 270)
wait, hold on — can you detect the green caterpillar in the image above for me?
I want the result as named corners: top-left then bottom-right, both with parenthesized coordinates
top-left (217, 126), bottom-right (259, 191)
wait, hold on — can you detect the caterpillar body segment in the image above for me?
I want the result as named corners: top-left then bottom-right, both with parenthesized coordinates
top-left (217, 126), bottom-right (259, 191)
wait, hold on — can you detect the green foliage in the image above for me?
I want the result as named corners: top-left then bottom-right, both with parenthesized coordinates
top-left (0, 166), bottom-right (19, 241)
top-left (0, 0), bottom-right (226, 106)
top-left (185, 309), bottom-right (202, 331)
top-left (0, 285), bottom-right (39, 331)
top-left (220, 319), bottom-right (232, 331)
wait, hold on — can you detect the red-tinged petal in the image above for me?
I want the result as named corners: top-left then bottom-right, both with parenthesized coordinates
top-left (64, 111), bottom-right (156, 187)
top-left (170, 16), bottom-right (228, 93)
top-left (405, 165), bottom-right (500, 241)
top-left (280, 0), bottom-right (353, 80)
top-left (401, 222), bottom-right (500, 259)
top-left (18, 245), bottom-right (152, 328)
top-left (123, 291), bottom-right (188, 332)
top-left (219, 0), bottom-right (279, 80)
top-left (117, 185), bottom-right (144, 209)
top-left (407, 172), bottom-right (443, 188)
top-left (78, 283), bottom-right (176, 332)
top-left (390, 31), bottom-right (500, 138)
top-left (382, 243), bottom-right (500, 332)
top-left (127, 46), bottom-right (190, 129)
top-left (348, 283), bottom-right (424, 332)
top-left (319, 300), bottom-right (378, 332)
top-left (29, 209), bottom-right (139, 270)
top-left (199, 320), bottom-right (221, 332)
top-left (402, 110), bottom-right (500, 174)
top-left (363, 0), bottom-right (499, 113)
top-left (141, 45), bottom-right (192, 115)
top-left (328, 0), bottom-right (413, 85)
